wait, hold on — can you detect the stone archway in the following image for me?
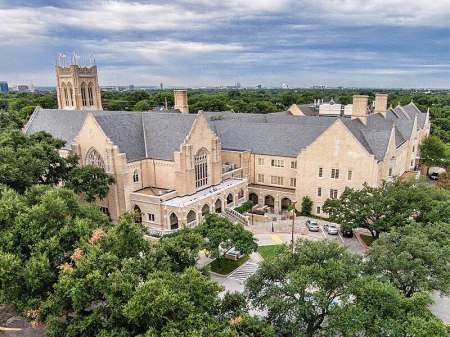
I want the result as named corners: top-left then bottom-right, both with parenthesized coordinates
top-left (215, 199), bottom-right (222, 213)
top-left (281, 197), bottom-right (291, 211)
top-left (264, 195), bottom-right (275, 212)
top-left (169, 212), bottom-right (179, 230)
top-left (186, 210), bottom-right (197, 227)
top-left (133, 205), bottom-right (142, 223)
top-left (249, 193), bottom-right (258, 205)
top-left (226, 193), bottom-right (234, 206)
top-left (238, 188), bottom-right (244, 201)
top-left (201, 204), bottom-right (210, 216)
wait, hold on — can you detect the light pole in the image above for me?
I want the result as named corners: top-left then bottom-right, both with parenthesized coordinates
top-left (291, 200), bottom-right (297, 254)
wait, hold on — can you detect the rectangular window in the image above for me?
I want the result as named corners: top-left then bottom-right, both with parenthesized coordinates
top-left (316, 206), bottom-right (321, 214)
top-left (100, 207), bottom-right (110, 217)
top-left (348, 170), bottom-right (352, 180)
top-left (412, 146), bottom-right (415, 153)
top-left (388, 167), bottom-right (393, 177)
top-left (257, 174), bottom-right (264, 183)
top-left (317, 187), bottom-right (322, 197)
top-left (331, 168), bottom-right (340, 179)
top-left (318, 167), bottom-right (323, 177)
top-left (411, 160), bottom-right (414, 167)
top-left (290, 178), bottom-right (296, 187)
top-left (258, 158), bottom-right (264, 165)
top-left (291, 161), bottom-right (297, 169)
top-left (330, 189), bottom-right (338, 199)
top-left (271, 159), bottom-right (284, 167)
top-left (148, 213), bottom-right (155, 222)
top-left (271, 176), bottom-right (284, 185)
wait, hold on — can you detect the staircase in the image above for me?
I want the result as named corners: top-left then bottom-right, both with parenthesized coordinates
top-left (224, 208), bottom-right (249, 226)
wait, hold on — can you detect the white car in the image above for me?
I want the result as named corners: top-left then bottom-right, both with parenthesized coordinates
top-left (324, 223), bottom-right (338, 235)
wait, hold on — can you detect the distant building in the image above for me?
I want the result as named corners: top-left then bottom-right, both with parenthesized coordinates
top-left (0, 81), bottom-right (8, 92)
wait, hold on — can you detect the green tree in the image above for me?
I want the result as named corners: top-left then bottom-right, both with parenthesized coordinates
top-left (299, 196), bottom-right (312, 216)
top-left (65, 165), bottom-right (116, 203)
top-left (195, 213), bottom-right (258, 266)
top-left (323, 178), bottom-right (440, 239)
top-left (156, 228), bottom-right (204, 272)
top-left (327, 278), bottom-right (448, 337)
top-left (133, 100), bottom-right (150, 111)
top-left (0, 187), bottom-right (110, 312)
top-left (246, 240), bottom-right (361, 337)
top-left (365, 223), bottom-right (450, 297)
top-left (0, 130), bottom-right (78, 193)
top-left (420, 135), bottom-right (450, 169)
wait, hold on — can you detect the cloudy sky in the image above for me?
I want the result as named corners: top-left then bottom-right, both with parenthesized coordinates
top-left (1, 0), bottom-right (450, 88)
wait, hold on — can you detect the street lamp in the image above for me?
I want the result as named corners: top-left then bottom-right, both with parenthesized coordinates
top-left (291, 200), bottom-right (297, 254)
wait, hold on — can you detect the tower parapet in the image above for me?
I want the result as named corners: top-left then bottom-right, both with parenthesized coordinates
top-left (55, 53), bottom-right (102, 111)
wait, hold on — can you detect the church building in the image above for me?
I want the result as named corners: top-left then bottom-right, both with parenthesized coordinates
top-left (23, 59), bottom-right (430, 235)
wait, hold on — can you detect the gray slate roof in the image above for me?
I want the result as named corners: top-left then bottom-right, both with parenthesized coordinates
top-left (24, 101), bottom-right (428, 163)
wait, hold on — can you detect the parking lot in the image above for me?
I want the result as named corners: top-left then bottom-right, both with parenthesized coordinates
top-left (250, 215), bottom-right (366, 254)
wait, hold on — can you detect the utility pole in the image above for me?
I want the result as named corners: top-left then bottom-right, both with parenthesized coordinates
top-left (291, 200), bottom-right (297, 254)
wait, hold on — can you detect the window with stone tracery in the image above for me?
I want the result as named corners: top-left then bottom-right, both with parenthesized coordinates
top-left (81, 83), bottom-right (87, 106)
top-left (195, 148), bottom-right (209, 189)
top-left (88, 83), bottom-right (94, 106)
top-left (85, 148), bottom-right (105, 170)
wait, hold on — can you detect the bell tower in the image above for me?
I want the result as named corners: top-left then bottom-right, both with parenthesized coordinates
top-left (55, 53), bottom-right (103, 111)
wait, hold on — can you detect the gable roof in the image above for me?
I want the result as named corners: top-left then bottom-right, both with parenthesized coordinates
top-left (24, 101), bottom-right (427, 163)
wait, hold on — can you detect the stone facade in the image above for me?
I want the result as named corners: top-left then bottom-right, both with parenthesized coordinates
top-left (24, 90), bottom-right (430, 232)
top-left (56, 64), bottom-right (102, 110)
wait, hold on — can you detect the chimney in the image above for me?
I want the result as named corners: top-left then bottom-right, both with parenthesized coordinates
top-left (374, 93), bottom-right (388, 117)
top-left (174, 90), bottom-right (189, 114)
top-left (351, 95), bottom-right (369, 125)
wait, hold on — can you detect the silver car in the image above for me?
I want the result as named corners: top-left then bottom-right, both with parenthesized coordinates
top-left (324, 223), bottom-right (338, 235)
top-left (306, 220), bottom-right (319, 232)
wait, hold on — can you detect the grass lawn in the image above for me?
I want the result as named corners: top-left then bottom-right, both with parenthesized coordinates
top-left (209, 254), bottom-right (250, 275)
top-left (360, 234), bottom-right (375, 247)
top-left (257, 245), bottom-right (281, 260)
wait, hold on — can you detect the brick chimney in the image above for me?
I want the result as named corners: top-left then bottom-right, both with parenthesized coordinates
top-left (374, 93), bottom-right (388, 117)
top-left (351, 95), bottom-right (369, 125)
top-left (174, 90), bottom-right (189, 114)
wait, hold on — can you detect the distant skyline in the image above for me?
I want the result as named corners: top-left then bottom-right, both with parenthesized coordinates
top-left (1, 0), bottom-right (450, 88)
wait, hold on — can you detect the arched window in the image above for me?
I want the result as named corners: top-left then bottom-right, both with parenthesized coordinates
top-left (133, 205), bottom-right (142, 223)
top-left (68, 83), bottom-right (74, 106)
top-left (81, 82), bottom-right (87, 106)
top-left (85, 148), bottom-right (105, 169)
top-left (133, 169), bottom-right (139, 183)
top-left (62, 83), bottom-right (69, 106)
top-left (88, 83), bottom-right (94, 106)
top-left (195, 148), bottom-right (209, 189)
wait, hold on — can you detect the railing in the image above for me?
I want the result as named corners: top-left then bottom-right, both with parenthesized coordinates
top-left (225, 207), bottom-right (249, 226)
top-left (187, 219), bottom-right (198, 228)
top-left (145, 228), bottom-right (179, 238)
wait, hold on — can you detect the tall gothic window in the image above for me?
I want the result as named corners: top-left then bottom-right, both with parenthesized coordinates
top-left (68, 83), bottom-right (74, 106)
top-left (85, 148), bottom-right (105, 170)
top-left (195, 148), bottom-right (209, 189)
top-left (88, 83), bottom-right (94, 106)
top-left (81, 83), bottom-right (87, 106)
top-left (63, 84), bottom-right (69, 106)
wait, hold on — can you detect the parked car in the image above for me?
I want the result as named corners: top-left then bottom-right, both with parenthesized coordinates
top-left (340, 227), bottom-right (353, 238)
top-left (225, 250), bottom-right (242, 261)
top-left (324, 223), bottom-right (338, 235)
top-left (429, 172), bottom-right (439, 180)
top-left (306, 220), bottom-right (320, 232)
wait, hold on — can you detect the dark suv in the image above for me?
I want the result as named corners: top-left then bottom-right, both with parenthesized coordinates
top-left (340, 227), bottom-right (353, 238)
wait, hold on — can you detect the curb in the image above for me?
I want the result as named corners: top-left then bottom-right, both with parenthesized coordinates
top-left (354, 232), bottom-right (370, 250)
